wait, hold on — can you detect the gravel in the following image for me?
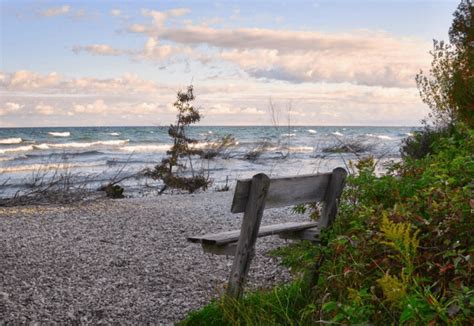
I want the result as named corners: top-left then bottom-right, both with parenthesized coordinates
top-left (0, 192), bottom-right (306, 324)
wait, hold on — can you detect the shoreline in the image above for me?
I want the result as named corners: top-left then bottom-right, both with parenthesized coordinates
top-left (0, 192), bottom-right (306, 324)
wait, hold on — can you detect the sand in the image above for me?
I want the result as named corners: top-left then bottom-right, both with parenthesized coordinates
top-left (0, 191), bottom-right (306, 324)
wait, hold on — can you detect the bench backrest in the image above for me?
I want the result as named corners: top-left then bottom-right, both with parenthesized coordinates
top-left (231, 167), bottom-right (347, 228)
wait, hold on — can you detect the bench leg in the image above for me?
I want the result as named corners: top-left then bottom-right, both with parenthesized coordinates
top-left (226, 173), bottom-right (270, 299)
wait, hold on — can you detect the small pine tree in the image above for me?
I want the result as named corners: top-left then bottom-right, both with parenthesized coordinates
top-left (151, 85), bottom-right (210, 193)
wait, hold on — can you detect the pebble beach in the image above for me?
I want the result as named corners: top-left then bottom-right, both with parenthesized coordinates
top-left (0, 191), bottom-right (307, 324)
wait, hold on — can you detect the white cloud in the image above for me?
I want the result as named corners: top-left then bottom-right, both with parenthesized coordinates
top-left (40, 5), bottom-right (70, 17)
top-left (204, 103), bottom-right (265, 115)
top-left (141, 7), bottom-right (190, 29)
top-left (0, 69), bottom-right (427, 126)
top-left (0, 70), bottom-right (163, 95)
top-left (35, 102), bottom-right (55, 115)
top-left (110, 9), bottom-right (121, 17)
top-left (124, 16), bottom-right (430, 87)
top-left (0, 102), bottom-right (24, 116)
top-left (72, 100), bottom-right (108, 115)
top-left (72, 44), bottom-right (125, 56)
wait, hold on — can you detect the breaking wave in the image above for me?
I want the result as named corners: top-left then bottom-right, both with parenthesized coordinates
top-left (0, 161), bottom-right (103, 174)
top-left (120, 144), bottom-right (171, 153)
top-left (0, 137), bottom-right (23, 144)
top-left (48, 132), bottom-right (71, 137)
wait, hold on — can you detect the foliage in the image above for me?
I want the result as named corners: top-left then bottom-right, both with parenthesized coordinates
top-left (100, 184), bottom-right (124, 199)
top-left (416, 0), bottom-right (473, 127)
top-left (180, 279), bottom-right (312, 326)
top-left (400, 125), bottom-right (454, 159)
top-left (148, 85), bottom-right (211, 193)
top-left (322, 140), bottom-right (373, 154)
top-left (201, 134), bottom-right (237, 159)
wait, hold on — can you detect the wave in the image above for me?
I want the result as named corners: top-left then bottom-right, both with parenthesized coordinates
top-left (0, 137), bottom-right (23, 144)
top-left (366, 134), bottom-right (395, 140)
top-left (0, 145), bottom-right (34, 154)
top-left (281, 133), bottom-right (296, 137)
top-left (0, 156), bottom-right (17, 162)
top-left (289, 146), bottom-right (314, 152)
top-left (120, 144), bottom-right (171, 153)
top-left (35, 140), bottom-right (130, 150)
top-left (109, 132), bottom-right (120, 136)
top-left (332, 132), bottom-right (343, 137)
top-left (0, 161), bottom-right (103, 174)
top-left (0, 140), bottom-right (129, 153)
top-left (377, 135), bottom-right (395, 140)
top-left (106, 159), bottom-right (155, 166)
top-left (25, 150), bottom-right (103, 159)
top-left (307, 129), bottom-right (317, 134)
top-left (48, 132), bottom-right (70, 137)
top-left (119, 141), bottom-right (231, 153)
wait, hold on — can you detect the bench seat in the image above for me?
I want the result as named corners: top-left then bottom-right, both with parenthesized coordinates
top-left (188, 221), bottom-right (319, 255)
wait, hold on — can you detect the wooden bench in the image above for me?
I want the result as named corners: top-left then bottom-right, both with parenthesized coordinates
top-left (187, 167), bottom-right (347, 298)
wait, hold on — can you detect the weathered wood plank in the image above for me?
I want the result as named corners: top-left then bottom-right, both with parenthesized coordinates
top-left (231, 173), bottom-right (331, 213)
top-left (279, 227), bottom-right (320, 241)
top-left (227, 173), bottom-right (270, 299)
top-left (318, 167), bottom-right (347, 228)
top-left (187, 221), bottom-right (319, 245)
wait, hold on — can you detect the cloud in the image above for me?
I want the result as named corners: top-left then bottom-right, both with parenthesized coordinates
top-left (204, 103), bottom-right (265, 115)
top-left (0, 102), bottom-right (24, 116)
top-left (4, 70), bottom-right (62, 90)
top-left (110, 9), bottom-right (121, 17)
top-left (35, 102), bottom-right (55, 115)
top-left (73, 38), bottom-right (194, 64)
top-left (124, 14), bottom-right (430, 87)
top-left (72, 44), bottom-right (125, 56)
top-left (0, 69), bottom-right (427, 126)
top-left (141, 7), bottom-right (190, 29)
top-left (39, 5), bottom-right (70, 17)
top-left (72, 99), bottom-right (108, 115)
top-left (0, 70), bottom-right (164, 95)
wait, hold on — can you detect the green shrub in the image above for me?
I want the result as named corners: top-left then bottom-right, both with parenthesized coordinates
top-left (400, 125), bottom-right (454, 159)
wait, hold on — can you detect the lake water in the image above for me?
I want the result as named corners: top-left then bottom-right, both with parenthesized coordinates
top-left (0, 126), bottom-right (418, 197)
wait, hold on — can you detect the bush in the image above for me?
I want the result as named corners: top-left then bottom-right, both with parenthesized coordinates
top-left (400, 125), bottom-right (454, 159)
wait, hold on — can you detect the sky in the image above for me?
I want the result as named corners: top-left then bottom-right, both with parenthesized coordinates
top-left (0, 0), bottom-right (461, 127)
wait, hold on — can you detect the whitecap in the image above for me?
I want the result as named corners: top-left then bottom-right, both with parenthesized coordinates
top-left (281, 133), bottom-right (296, 137)
top-left (33, 140), bottom-right (129, 150)
top-left (366, 133), bottom-right (395, 140)
top-left (48, 132), bottom-right (70, 137)
top-left (289, 146), bottom-right (314, 152)
top-left (120, 144), bottom-right (171, 153)
top-left (377, 135), bottom-right (395, 140)
top-left (307, 129), bottom-right (317, 134)
top-left (332, 131), bottom-right (343, 137)
top-left (109, 132), bottom-right (120, 136)
top-left (0, 161), bottom-right (102, 174)
top-left (0, 145), bottom-right (34, 154)
top-left (0, 137), bottom-right (22, 144)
